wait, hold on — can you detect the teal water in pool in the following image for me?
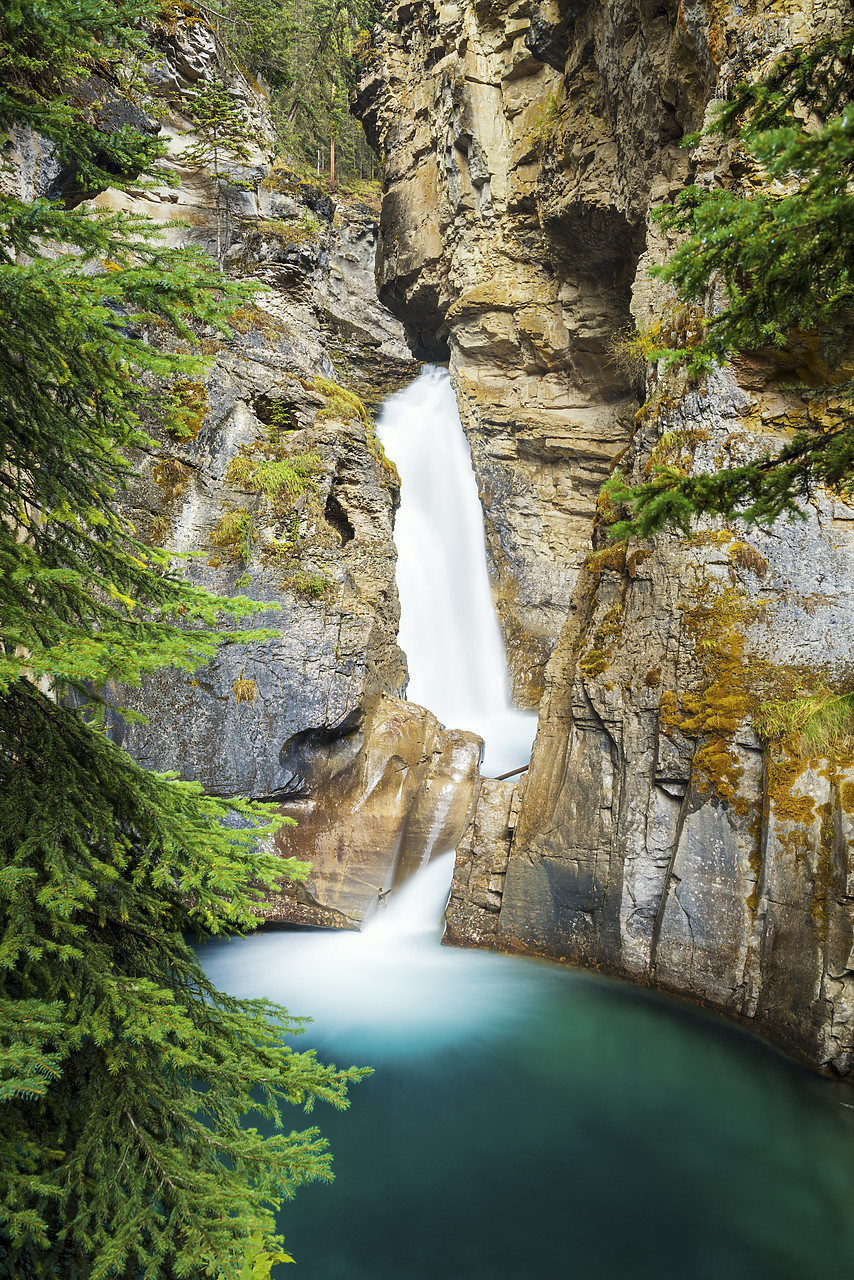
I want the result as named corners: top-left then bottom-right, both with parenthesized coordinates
top-left (200, 856), bottom-right (854, 1280)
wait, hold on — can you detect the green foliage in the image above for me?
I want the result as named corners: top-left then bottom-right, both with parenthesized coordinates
top-left (0, 0), bottom-right (168, 198)
top-left (288, 568), bottom-right (330, 598)
top-left (240, 1233), bottom-right (295, 1276)
top-left (0, 1), bottom-right (367, 1273)
top-left (753, 687), bottom-right (854, 756)
top-left (0, 682), bottom-right (371, 1278)
top-left (181, 71), bottom-right (261, 261)
top-left (529, 90), bottom-right (560, 155)
top-left (207, 0), bottom-right (382, 180)
top-left (313, 374), bottom-right (368, 422)
top-left (609, 321), bottom-right (663, 381)
top-left (610, 27), bottom-right (854, 537)
top-left (210, 507), bottom-right (255, 567)
top-left (257, 209), bottom-right (322, 244)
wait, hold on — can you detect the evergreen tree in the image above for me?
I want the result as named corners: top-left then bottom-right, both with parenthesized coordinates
top-left (0, 2), bottom-right (366, 1275)
top-left (209, 0), bottom-right (382, 181)
top-left (182, 72), bottom-right (260, 261)
top-left (606, 27), bottom-right (854, 537)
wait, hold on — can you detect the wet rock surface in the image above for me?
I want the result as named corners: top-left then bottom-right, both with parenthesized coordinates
top-left (261, 694), bottom-right (482, 927)
top-left (359, 0), bottom-right (854, 1074)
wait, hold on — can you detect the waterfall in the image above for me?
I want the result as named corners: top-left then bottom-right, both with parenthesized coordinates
top-left (376, 366), bottom-right (536, 777)
top-left (198, 859), bottom-right (854, 1280)
top-left (201, 852), bottom-right (541, 1057)
top-left (198, 375), bottom-right (854, 1280)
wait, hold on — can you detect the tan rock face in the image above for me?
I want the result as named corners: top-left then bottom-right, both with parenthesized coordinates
top-left (359, 0), bottom-right (854, 1074)
top-left (262, 694), bottom-right (482, 926)
top-left (356, 0), bottom-right (721, 703)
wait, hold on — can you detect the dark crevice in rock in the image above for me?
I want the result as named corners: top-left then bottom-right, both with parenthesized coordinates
top-left (277, 708), bottom-right (365, 798)
top-left (325, 484), bottom-right (356, 544)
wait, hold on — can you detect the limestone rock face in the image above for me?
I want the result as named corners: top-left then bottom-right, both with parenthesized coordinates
top-left (49, 13), bottom-right (493, 922)
top-left (356, 0), bottom-right (718, 703)
top-left (359, 0), bottom-right (854, 1074)
top-left (262, 694), bottom-right (482, 927)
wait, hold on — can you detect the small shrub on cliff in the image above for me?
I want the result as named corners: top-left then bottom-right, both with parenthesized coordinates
top-left (313, 374), bottom-right (368, 423)
top-left (753, 687), bottom-right (854, 756)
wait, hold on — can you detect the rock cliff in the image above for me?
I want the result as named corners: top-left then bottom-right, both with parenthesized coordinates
top-left (357, 0), bottom-right (854, 1074)
top-left (12, 12), bottom-right (485, 928)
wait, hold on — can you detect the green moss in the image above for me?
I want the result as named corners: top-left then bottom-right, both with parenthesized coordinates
top-left (287, 569), bottom-right (329, 599)
top-left (312, 376), bottom-right (368, 424)
top-left (753, 688), bottom-right (854, 757)
top-left (168, 380), bottom-right (208, 441)
top-left (152, 456), bottom-right (191, 502)
top-left (256, 211), bottom-right (321, 244)
top-left (664, 585), bottom-right (760, 803)
top-left (594, 602), bottom-right (624, 649)
top-left (225, 450), bottom-right (322, 504)
top-left (579, 649), bottom-right (608, 678)
top-left (209, 509), bottom-right (253, 566)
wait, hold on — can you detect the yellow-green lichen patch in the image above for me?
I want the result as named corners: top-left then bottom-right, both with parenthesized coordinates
top-left (232, 673), bottom-right (257, 704)
top-left (729, 540), bottom-right (768, 578)
top-left (168, 380), bottom-right (208, 441)
top-left (765, 749), bottom-right (818, 852)
top-left (579, 649), bottom-right (608, 679)
top-left (666, 586), bottom-right (761, 805)
top-left (812, 800), bottom-right (836, 937)
top-left (209, 509), bottom-right (253, 566)
top-left (227, 304), bottom-right (286, 342)
top-left (626, 548), bottom-right (653, 578)
top-left (642, 426), bottom-right (710, 480)
top-left (152, 456), bottom-right (192, 502)
top-left (584, 541), bottom-right (628, 607)
top-left (593, 602), bottom-right (624, 649)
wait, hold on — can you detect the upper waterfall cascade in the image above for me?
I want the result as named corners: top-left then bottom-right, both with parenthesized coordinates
top-left (377, 367), bottom-right (536, 777)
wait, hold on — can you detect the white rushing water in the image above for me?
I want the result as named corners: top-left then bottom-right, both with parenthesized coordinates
top-left (376, 366), bottom-right (536, 777)
top-left (201, 852), bottom-right (543, 1058)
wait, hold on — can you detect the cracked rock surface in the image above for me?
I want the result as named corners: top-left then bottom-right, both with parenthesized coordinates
top-left (358, 0), bottom-right (854, 1075)
top-left (8, 12), bottom-right (487, 925)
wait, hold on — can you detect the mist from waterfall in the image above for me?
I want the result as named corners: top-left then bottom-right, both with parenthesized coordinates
top-left (376, 366), bottom-right (536, 777)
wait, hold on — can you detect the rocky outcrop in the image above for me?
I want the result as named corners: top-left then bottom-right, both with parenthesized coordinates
top-left (358, 0), bottom-right (854, 1074)
top-left (355, 0), bottom-right (719, 703)
top-left (263, 693), bottom-right (482, 927)
top-left (19, 12), bottom-right (485, 922)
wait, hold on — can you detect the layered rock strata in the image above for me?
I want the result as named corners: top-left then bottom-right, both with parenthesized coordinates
top-left (359, 0), bottom-right (854, 1074)
top-left (14, 13), bottom-right (483, 922)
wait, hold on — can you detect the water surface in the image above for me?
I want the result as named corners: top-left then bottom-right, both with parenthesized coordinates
top-left (201, 857), bottom-right (854, 1279)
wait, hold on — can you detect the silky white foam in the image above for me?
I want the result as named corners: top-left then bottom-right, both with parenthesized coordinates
top-left (376, 367), bottom-right (536, 777)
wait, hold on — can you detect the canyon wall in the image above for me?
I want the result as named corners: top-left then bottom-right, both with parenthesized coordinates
top-left (24, 14), bottom-right (484, 928)
top-left (357, 0), bottom-right (854, 1075)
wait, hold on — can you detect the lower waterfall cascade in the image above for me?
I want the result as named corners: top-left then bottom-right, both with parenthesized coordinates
top-left (202, 856), bottom-right (854, 1279)
top-left (376, 366), bottom-right (536, 778)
